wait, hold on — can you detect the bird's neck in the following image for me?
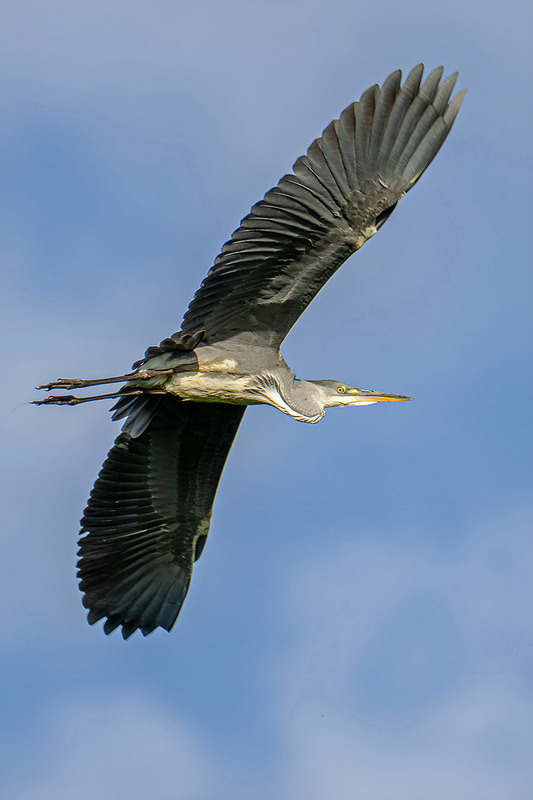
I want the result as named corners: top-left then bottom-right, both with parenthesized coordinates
top-left (256, 374), bottom-right (324, 424)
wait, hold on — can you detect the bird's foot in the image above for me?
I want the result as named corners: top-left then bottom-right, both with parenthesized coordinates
top-left (32, 393), bottom-right (95, 406)
top-left (32, 388), bottom-right (168, 406)
top-left (36, 377), bottom-right (99, 391)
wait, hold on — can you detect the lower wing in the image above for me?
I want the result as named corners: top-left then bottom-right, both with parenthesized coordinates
top-left (78, 397), bottom-right (245, 638)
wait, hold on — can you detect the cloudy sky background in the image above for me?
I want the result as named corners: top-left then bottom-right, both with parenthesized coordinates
top-left (2, 1), bottom-right (532, 797)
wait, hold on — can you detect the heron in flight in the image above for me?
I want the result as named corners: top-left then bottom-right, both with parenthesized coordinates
top-left (36, 65), bottom-right (465, 638)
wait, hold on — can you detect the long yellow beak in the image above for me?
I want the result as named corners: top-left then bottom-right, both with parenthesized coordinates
top-left (347, 388), bottom-right (412, 402)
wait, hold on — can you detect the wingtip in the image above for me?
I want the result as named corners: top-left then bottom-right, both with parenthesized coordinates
top-left (407, 63), bottom-right (425, 82)
top-left (141, 624), bottom-right (159, 636)
top-left (86, 609), bottom-right (101, 626)
top-left (383, 68), bottom-right (402, 90)
top-left (86, 608), bottom-right (162, 638)
top-left (444, 87), bottom-right (467, 127)
top-left (421, 65), bottom-right (444, 94)
top-left (121, 621), bottom-right (139, 640)
top-left (103, 616), bottom-right (121, 636)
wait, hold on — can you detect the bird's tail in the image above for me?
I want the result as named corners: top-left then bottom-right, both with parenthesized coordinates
top-left (110, 391), bottom-right (164, 438)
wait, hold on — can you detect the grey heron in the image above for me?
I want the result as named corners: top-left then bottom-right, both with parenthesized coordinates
top-left (35, 65), bottom-right (465, 638)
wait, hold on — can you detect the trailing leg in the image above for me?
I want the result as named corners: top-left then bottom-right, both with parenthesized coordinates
top-left (36, 365), bottom-right (184, 393)
top-left (31, 389), bottom-right (167, 406)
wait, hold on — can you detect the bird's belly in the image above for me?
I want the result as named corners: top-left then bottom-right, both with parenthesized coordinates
top-left (166, 371), bottom-right (261, 405)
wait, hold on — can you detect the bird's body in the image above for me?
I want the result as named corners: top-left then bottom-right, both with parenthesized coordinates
top-left (124, 345), bottom-right (404, 424)
top-left (36, 65), bottom-right (465, 638)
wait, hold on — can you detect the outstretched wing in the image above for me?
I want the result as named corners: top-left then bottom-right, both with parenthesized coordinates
top-left (180, 65), bottom-right (465, 349)
top-left (78, 397), bottom-right (245, 638)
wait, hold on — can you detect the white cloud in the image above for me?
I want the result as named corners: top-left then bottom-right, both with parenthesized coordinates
top-left (276, 679), bottom-right (531, 800)
top-left (267, 505), bottom-right (533, 799)
top-left (8, 696), bottom-right (216, 800)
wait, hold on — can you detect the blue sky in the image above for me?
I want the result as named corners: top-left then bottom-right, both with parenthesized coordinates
top-left (2, 1), bottom-right (532, 798)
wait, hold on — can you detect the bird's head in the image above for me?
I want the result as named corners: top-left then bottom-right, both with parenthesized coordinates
top-left (310, 379), bottom-right (412, 408)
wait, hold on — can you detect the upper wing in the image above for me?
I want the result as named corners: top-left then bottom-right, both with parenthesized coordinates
top-left (180, 65), bottom-right (465, 349)
top-left (78, 397), bottom-right (245, 638)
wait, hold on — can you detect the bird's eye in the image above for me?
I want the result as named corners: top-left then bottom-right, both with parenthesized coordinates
top-left (337, 386), bottom-right (346, 394)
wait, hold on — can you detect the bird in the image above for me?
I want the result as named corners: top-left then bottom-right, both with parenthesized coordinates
top-left (35, 64), bottom-right (465, 639)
